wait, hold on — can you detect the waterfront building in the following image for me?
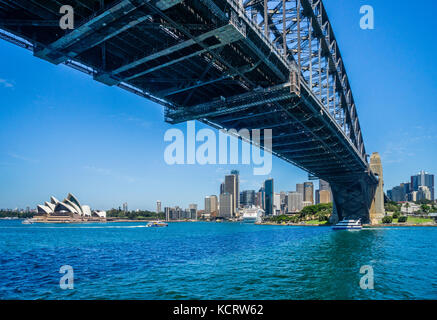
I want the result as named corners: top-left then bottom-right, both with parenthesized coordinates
top-left (189, 204), bottom-right (198, 220)
top-left (36, 193), bottom-right (106, 220)
top-left (264, 178), bottom-right (274, 216)
top-left (411, 170), bottom-right (434, 201)
top-left (156, 200), bottom-right (162, 213)
top-left (219, 193), bottom-right (233, 218)
top-left (240, 190), bottom-right (255, 207)
top-left (287, 192), bottom-right (303, 213)
top-left (280, 191), bottom-right (287, 214)
top-left (304, 182), bottom-right (314, 204)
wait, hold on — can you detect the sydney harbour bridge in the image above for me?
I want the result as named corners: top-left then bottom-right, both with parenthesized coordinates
top-left (0, 0), bottom-right (385, 223)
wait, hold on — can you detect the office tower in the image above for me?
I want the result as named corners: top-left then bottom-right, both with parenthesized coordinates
top-left (303, 182), bottom-right (314, 204)
top-left (256, 187), bottom-right (265, 209)
top-left (231, 170), bottom-right (240, 209)
top-left (296, 183), bottom-right (304, 196)
top-left (264, 178), bottom-right (274, 216)
top-left (411, 170), bottom-right (434, 201)
top-left (280, 191), bottom-right (288, 214)
top-left (224, 174), bottom-right (238, 215)
top-left (390, 185), bottom-right (406, 202)
top-left (220, 182), bottom-right (225, 195)
top-left (319, 179), bottom-right (330, 191)
top-left (205, 196), bottom-right (211, 213)
top-left (287, 192), bottom-right (303, 213)
top-left (219, 193), bottom-right (233, 218)
top-left (164, 207), bottom-right (170, 221)
top-left (241, 190), bottom-right (255, 207)
top-left (316, 180), bottom-right (331, 204)
top-left (156, 200), bottom-right (162, 213)
top-left (417, 186), bottom-right (432, 201)
top-left (273, 193), bottom-right (281, 215)
top-left (189, 204), bottom-right (198, 220)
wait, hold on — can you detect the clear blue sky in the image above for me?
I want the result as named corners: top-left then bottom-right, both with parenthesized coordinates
top-left (1, 0), bottom-right (436, 210)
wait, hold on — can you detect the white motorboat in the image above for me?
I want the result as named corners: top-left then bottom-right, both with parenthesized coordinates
top-left (332, 218), bottom-right (362, 230)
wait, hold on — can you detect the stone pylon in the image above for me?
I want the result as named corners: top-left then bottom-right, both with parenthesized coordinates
top-left (369, 152), bottom-right (385, 224)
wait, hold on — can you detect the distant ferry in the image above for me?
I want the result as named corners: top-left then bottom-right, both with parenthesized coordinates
top-left (146, 221), bottom-right (168, 227)
top-left (22, 218), bottom-right (34, 225)
top-left (332, 219), bottom-right (362, 230)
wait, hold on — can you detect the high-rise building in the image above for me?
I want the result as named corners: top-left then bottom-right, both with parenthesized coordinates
top-left (319, 179), bottom-right (330, 191)
top-left (296, 183), bottom-right (304, 196)
top-left (287, 192), bottom-right (303, 213)
top-left (264, 179), bottom-right (274, 216)
top-left (205, 195), bottom-right (218, 215)
top-left (231, 170), bottom-right (240, 209)
top-left (273, 193), bottom-right (281, 215)
top-left (417, 186), bottom-right (432, 201)
top-left (220, 182), bottom-right (225, 195)
top-left (411, 170), bottom-right (434, 201)
top-left (122, 202), bottom-right (128, 213)
top-left (219, 193), bottom-right (233, 218)
top-left (256, 187), bottom-right (265, 209)
top-left (318, 190), bottom-right (331, 204)
top-left (224, 174), bottom-right (238, 215)
top-left (280, 191), bottom-right (288, 214)
top-left (156, 200), bottom-right (162, 213)
top-left (189, 204), bottom-right (198, 220)
top-left (240, 190), bottom-right (255, 207)
top-left (390, 185), bottom-right (406, 202)
top-left (303, 182), bottom-right (314, 204)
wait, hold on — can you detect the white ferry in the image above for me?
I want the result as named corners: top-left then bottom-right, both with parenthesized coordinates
top-left (22, 218), bottom-right (34, 225)
top-left (332, 218), bottom-right (362, 230)
top-left (146, 221), bottom-right (168, 227)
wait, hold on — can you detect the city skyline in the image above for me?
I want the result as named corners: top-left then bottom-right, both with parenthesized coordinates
top-left (1, 0), bottom-right (437, 211)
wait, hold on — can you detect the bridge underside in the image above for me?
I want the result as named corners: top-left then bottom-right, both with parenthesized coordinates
top-left (0, 0), bottom-right (379, 222)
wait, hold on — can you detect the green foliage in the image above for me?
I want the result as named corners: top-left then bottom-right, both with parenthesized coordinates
top-left (269, 203), bottom-right (333, 224)
top-left (420, 204), bottom-right (430, 214)
top-left (0, 210), bottom-right (34, 219)
top-left (106, 209), bottom-right (164, 220)
top-left (382, 216), bottom-right (393, 224)
top-left (385, 201), bottom-right (401, 213)
top-left (392, 211), bottom-right (400, 219)
top-left (398, 216), bottom-right (408, 223)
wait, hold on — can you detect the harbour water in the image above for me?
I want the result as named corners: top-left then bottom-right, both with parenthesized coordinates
top-left (0, 220), bottom-right (436, 300)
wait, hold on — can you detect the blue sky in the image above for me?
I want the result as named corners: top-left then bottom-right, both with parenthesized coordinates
top-left (1, 0), bottom-right (436, 210)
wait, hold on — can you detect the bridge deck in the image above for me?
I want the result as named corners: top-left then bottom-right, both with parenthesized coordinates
top-left (0, 0), bottom-right (374, 185)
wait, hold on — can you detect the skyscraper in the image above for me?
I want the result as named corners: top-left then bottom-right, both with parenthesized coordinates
top-left (303, 182), bottom-right (314, 204)
top-left (256, 187), bottom-right (265, 209)
top-left (287, 192), bottom-right (303, 213)
top-left (205, 195), bottom-right (218, 215)
top-left (240, 190), bottom-right (255, 207)
top-left (264, 178), bottom-right (274, 216)
top-left (231, 170), bottom-right (240, 209)
top-left (411, 170), bottom-right (434, 201)
top-left (296, 183), bottom-right (304, 196)
top-left (224, 174), bottom-right (238, 215)
top-left (156, 200), bottom-right (162, 213)
top-left (219, 193), bottom-right (233, 218)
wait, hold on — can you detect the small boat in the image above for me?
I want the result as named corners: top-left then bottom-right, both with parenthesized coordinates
top-left (22, 218), bottom-right (34, 225)
top-left (146, 221), bottom-right (168, 227)
top-left (332, 218), bottom-right (362, 230)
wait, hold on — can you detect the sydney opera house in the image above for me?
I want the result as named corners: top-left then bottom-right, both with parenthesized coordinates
top-left (36, 193), bottom-right (106, 222)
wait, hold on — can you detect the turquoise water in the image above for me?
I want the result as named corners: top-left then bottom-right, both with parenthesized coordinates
top-left (0, 220), bottom-right (436, 300)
